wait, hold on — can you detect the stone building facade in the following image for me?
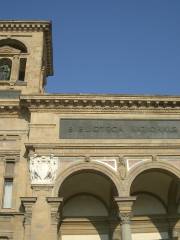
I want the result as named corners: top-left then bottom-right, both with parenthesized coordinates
top-left (0, 20), bottom-right (179, 240)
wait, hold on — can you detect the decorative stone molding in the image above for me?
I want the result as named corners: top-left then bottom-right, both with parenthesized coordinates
top-left (0, 102), bottom-right (19, 113)
top-left (0, 134), bottom-right (20, 141)
top-left (0, 21), bottom-right (50, 31)
top-left (119, 212), bottom-right (132, 225)
top-left (25, 142), bottom-right (180, 151)
top-left (0, 45), bottom-right (21, 54)
top-left (54, 161), bottom-right (121, 197)
top-left (114, 197), bottom-right (136, 223)
top-left (20, 95), bottom-right (180, 112)
top-left (29, 154), bottom-right (58, 185)
top-left (21, 197), bottom-right (37, 225)
top-left (47, 197), bottom-right (63, 225)
top-left (117, 156), bottom-right (127, 179)
top-left (0, 232), bottom-right (13, 240)
top-left (0, 152), bottom-right (20, 160)
top-left (4, 94), bottom-right (180, 115)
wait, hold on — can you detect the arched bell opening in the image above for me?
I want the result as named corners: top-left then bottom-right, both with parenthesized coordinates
top-left (0, 38), bottom-right (27, 53)
top-left (130, 168), bottom-right (180, 240)
top-left (0, 38), bottom-right (28, 82)
top-left (0, 58), bottom-right (12, 80)
top-left (58, 170), bottom-right (119, 240)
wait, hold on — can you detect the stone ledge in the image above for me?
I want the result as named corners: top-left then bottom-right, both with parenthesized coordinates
top-left (20, 94), bottom-right (180, 112)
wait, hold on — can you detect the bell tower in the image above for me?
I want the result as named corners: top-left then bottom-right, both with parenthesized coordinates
top-left (0, 20), bottom-right (53, 94)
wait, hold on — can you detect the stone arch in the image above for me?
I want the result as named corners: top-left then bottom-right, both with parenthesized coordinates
top-left (53, 161), bottom-right (121, 196)
top-left (126, 161), bottom-right (180, 195)
top-left (0, 38), bottom-right (27, 52)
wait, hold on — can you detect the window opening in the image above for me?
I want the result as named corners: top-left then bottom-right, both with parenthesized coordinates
top-left (0, 58), bottom-right (12, 81)
top-left (2, 161), bottom-right (15, 208)
top-left (3, 179), bottom-right (13, 208)
top-left (19, 58), bottom-right (26, 81)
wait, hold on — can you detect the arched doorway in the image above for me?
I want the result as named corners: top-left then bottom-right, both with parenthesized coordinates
top-left (57, 169), bottom-right (119, 240)
top-left (130, 168), bottom-right (180, 240)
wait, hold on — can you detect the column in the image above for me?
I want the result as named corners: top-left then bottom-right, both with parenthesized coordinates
top-left (47, 197), bottom-right (63, 240)
top-left (11, 55), bottom-right (20, 82)
top-left (21, 197), bottom-right (37, 240)
top-left (114, 197), bottom-right (136, 240)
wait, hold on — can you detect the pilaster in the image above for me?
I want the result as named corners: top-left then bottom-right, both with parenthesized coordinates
top-left (47, 197), bottom-right (63, 240)
top-left (21, 197), bottom-right (37, 240)
top-left (11, 55), bottom-right (20, 82)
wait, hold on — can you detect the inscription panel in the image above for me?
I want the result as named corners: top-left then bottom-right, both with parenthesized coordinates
top-left (60, 119), bottom-right (180, 139)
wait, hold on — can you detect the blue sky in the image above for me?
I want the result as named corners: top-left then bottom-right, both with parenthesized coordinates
top-left (1, 0), bottom-right (180, 95)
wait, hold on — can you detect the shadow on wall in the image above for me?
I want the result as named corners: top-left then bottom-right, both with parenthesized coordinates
top-left (130, 169), bottom-right (180, 240)
top-left (61, 194), bottom-right (119, 240)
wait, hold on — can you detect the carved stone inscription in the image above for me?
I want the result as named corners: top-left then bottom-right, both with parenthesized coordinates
top-left (60, 119), bottom-right (180, 139)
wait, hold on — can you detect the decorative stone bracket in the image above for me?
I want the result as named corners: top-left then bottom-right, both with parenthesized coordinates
top-left (21, 197), bottom-right (37, 225)
top-left (46, 197), bottom-right (63, 225)
top-left (114, 196), bottom-right (136, 223)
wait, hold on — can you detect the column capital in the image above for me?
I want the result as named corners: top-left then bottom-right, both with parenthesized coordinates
top-left (114, 197), bottom-right (136, 211)
top-left (118, 212), bottom-right (132, 224)
top-left (114, 196), bottom-right (136, 224)
top-left (21, 197), bottom-right (37, 225)
top-left (47, 197), bottom-right (63, 225)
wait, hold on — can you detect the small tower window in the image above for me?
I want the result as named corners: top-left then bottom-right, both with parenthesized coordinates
top-left (0, 58), bottom-right (12, 81)
top-left (0, 39), bottom-right (28, 83)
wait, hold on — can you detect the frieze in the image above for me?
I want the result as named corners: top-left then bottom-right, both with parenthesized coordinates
top-left (0, 105), bottom-right (19, 112)
top-left (0, 97), bottom-right (20, 115)
top-left (60, 119), bottom-right (180, 139)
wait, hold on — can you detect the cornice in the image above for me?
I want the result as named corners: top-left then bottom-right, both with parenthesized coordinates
top-left (20, 94), bottom-right (180, 113)
top-left (0, 20), bottom-right (53, 76)
top-left (0, 211), bottom-right (24, 216)
top-left (0, 99), bottom-right (20, 114)
top-left (0, 151), bottom-right (20, 159)
top-left (24, 142), bottom-right (180, 150)
top-left (2, 94), bottom-right (180, 113)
